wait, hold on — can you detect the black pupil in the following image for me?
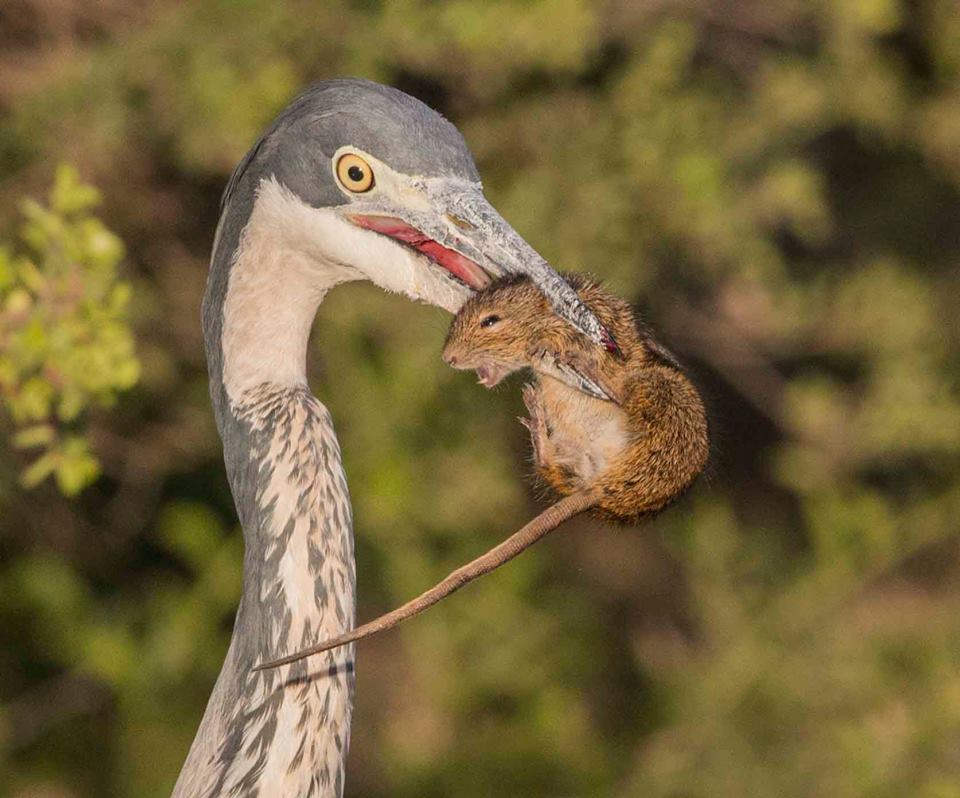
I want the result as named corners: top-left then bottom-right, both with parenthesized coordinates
top-left (347, 165), bottom-right (365, 182)
top-left (480, 315), bottom-right (500, 328)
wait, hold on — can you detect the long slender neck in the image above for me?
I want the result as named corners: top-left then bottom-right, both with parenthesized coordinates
top-left (173, 184), bottom-right (358, 798)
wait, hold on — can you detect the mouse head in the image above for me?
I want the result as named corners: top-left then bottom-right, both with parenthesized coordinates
top-left (442, 275), bottom-right (550, 387)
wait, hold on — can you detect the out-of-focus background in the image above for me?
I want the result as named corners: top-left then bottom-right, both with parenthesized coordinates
top-left (1, 1), bottom-right (959, 795)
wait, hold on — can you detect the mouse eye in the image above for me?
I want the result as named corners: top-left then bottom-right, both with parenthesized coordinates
top-left (480, 314), bottom-right (501, 328)
top-left (336, 153), bottom-right (375, 193)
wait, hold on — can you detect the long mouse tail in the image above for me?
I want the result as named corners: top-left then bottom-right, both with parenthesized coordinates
top-left (254, 488), bottom-right (600, 671)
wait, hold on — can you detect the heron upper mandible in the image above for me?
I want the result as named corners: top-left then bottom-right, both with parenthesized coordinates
top-left (172, 78), bottom-right (610, 797)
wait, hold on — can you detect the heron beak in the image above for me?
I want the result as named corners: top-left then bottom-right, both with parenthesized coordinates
top-left (347, 214), bottom-right (492, 290)
top-left (347, 180), bottom-right (619, 354)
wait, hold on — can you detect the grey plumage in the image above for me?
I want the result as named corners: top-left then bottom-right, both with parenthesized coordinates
top-left (221, 79), bottom-right (481, 217)
top-left (176, 78), bottom-right (608, 797)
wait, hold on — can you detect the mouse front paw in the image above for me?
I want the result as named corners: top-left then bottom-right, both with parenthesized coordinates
top-left (521, 383), bottom-right (552, 466)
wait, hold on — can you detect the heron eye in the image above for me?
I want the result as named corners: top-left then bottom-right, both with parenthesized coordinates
top-left (480, 314), bottom-right (501, 328)
top-left (336, 154), bottom-right (375, 193)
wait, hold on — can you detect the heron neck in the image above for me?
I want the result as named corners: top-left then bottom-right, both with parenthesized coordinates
top-left (173, 381), bottom-right (357, 797)
top-left (177, 190), bottom-right (357, 796)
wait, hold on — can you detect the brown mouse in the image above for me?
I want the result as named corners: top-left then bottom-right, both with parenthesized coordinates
top-left (255, 274), bottom-right (709, 671)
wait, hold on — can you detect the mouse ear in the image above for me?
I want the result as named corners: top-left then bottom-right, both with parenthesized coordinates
top-left (528, 346), bottom-right (620, 403)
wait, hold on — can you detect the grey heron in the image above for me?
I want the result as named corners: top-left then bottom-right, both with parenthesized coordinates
top-left (173, 78), bottom-right (612, 797)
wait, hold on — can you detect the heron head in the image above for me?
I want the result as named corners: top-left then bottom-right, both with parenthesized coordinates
top-left (217, 78), bottom-right (615, 350)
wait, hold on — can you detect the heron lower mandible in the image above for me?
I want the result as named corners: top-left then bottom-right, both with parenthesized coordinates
top-left (172, 78), bottom-right (611, 797)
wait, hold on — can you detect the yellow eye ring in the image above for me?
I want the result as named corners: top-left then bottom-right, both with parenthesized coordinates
top-left (336, 153), bottom-right (375, 192)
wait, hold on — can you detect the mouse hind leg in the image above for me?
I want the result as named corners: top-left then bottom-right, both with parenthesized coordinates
top-left (521, 383), bottom-right (585, 495)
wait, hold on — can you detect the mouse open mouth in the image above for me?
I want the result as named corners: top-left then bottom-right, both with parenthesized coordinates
top-left (475, 363), bottom-right (509, 388)
top-left (348, 214), bottom-right (492, 290)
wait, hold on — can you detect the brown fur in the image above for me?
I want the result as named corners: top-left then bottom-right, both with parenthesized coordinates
top-left (444, 274), bottom-right (709, 522)
top-left (254, 275), bottom-right (710, 669)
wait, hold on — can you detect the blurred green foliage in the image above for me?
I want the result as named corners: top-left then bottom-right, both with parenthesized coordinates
top-left (1, 1), bottom-right (959, 797)
top-left (0, 164), bottom-right (138, 495)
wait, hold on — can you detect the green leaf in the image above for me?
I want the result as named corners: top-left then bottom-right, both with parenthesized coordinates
top-left (51, 163), bottom-right (101, 215)
top-left (11, 376), bottom-right (54, 422)
top-left (12, 423), bottom-right (55, 449)
top-left (55, 437), bottom-right (101, 496)
top-left (20, 451), bottom-right (58, 488)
